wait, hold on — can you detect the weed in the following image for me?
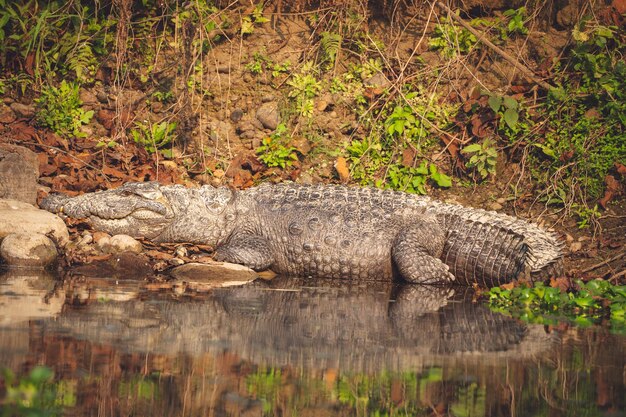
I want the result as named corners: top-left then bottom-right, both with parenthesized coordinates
top-left (130, 120), bottom-right (177, 157)
top-left (35, 80), bottom-right (94, 138)
top-left (1, 365), bottom-right (69, 416)
top-left (502, 7), bottom-right (528, 37)
top-left (461, 138), bottom-right (498, 180)
top-left (256, 123), bottom-right (298, 169)
top-left (384, 161), bottom-right (452, 194)
top-left (320, 31), bottom-right (342, 68)
top-left (287, 65), bottom-right (322, 118)
top-left (241, 3), bottom-right (269, 35)
top-left (488, 280), bottom-right (626, 333)
top-left (429, 16), bottom-right (477, 58)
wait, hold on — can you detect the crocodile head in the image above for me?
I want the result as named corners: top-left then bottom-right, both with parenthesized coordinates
top-left (41, 182), bottom-right (176, 239)
top-left (41, 182), bottom-right (239, 245)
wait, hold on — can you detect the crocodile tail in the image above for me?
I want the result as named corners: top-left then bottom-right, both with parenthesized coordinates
top-left (440, 215), bottom-right (529, 286)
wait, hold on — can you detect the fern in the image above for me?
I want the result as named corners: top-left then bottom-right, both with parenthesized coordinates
top-left (66, 40), bottom-right (97, 83)
top-left (320, 31), bottom-right (342, 67)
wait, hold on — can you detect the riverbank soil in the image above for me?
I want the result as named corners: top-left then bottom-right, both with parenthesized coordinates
top-left (0, 0), bottom-right (624, 284)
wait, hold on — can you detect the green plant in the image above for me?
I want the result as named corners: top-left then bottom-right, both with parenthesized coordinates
top-left (383, 161), bottom-right (451, 194)
top-left (256, 123), bottom-right (298, 168)
top-left (130, 120), bottom-right (177, 157)
top-left (287, 67), bottom-right (322, 118)
top-left (487, 280), bottom-right (626, 333)
top-left (487, 94), bottom-right (520, 130)
top-left (429, 17), bottom-right (477, 58)
top-left (461, 138), bottom-right (498, 180)
top-left (1, 366), bottom-right (66, 417)
top-left (241, 3), bottom-right (269, 35)
top-left (502, 7), bottom-right (528, 36)
top-left (35, 80), bottom-right (94, 138)
top-left (572, 203), bottom-right (601, 229)
top-left (320, 31), bottom-right (342, 68)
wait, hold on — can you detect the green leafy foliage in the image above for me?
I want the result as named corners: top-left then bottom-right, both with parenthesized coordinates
top-left (35, 80), bottom-right (93, 138)
top-left (429, 17), bottom-right (477, 58)
top-left (488, 280), bottom-right (626, 333)
top-left (320, 31), bottom-right (342, 68)
top-left (241, 3), bottom-right (269, 35)
top-left (384, 161), bottom-right (451, 195)
top-left (1, 366), bottom-right (70, 417)
top-left (502, 7), bottom-right (528, 36)
top-left (461, 138), bottom-right (498, 180)
top-left (528, 24), bottom-right (625, 205)
top-left (256, 124), bottom-right (298, 169)
top-left (287, 67), bottom-right (322, 118)
top-left (130, 120), bottom-right (177, 157)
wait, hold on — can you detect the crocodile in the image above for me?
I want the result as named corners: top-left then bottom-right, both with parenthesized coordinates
top-left (40, 182), bottom-right (563, 286)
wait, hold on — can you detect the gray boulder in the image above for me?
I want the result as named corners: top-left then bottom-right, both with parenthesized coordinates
top-left (0, 199), bottom-right (69, 245)
top-left (0, 233), bottom-right (58, 268)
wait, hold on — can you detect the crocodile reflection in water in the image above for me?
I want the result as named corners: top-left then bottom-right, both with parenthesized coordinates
top-left (44, 277), bottom-right (556, 371)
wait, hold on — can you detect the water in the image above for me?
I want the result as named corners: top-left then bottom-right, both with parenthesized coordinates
top-left (1, 269), bottom-right (624, 416)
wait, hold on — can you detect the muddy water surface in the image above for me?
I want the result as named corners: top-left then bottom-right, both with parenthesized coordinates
top-left (0, 269), bottom-right (624, 416)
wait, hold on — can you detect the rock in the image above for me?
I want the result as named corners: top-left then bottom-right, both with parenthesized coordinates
top-left (79, 88), bottom-right (99, 108)
top-left (9, 102), bottom-right (35, 119)
top-left (0, 200), bottom-right (69, 245)
top-left (256, 102), bottom-right (280, 130)
top-left (0, 144), bottom-right (39, 204)
top-left (99, 234), bottom-right (143, 254)
top-left (230, 108), bottom-right (244, 122)
top-left (490, 202), bottom-right (503, 211)
top-left (496, 197), bottom-right (506, 204)
top-left (0, 103), bottom-right (16, 124)
top-left (570, 241), bottom-right (583, 253)
top-left (0, 233), bottom-right (58, 268)
top-left (170, 262), bottom-right (258, 286)
top-left (364, 72), bottom-right (390, 88)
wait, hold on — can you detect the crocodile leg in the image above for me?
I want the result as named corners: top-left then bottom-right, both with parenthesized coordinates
top-left (214, 234), bottom-right (275, 271)
top-left (392, 222), bottom-right (455, 284)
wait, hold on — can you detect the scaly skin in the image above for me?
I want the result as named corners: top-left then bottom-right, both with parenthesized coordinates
top-left (41, 182), bottom-right (563, 286)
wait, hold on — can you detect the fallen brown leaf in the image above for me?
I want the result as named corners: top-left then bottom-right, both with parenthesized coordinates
top-left (598, 175), bottom-right (620, 208)
top-left (334, 156), bottom-right (350, 182)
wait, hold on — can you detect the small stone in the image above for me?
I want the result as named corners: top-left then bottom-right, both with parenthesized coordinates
top-left (0, 104), bottom-right (16, 124)
top-left (496, 197), bottom-right (506, 204)
top-left (0, 233), bottom-right (58, 268)
top-left (77, 233), bottom-right (93, 248)
top-left (9, 102), bottom-right (35, 119)
top-left (490, 202), bottom-right (503, 211)
top-left (107, 234), bottom-right (143, 254)
top-left (565, 233), bottom-right (574, 243)
top-left (364, 72), bottom-right (391, 88)
top-left (92, 231), bottom-right (110, 243)
top-left (217, 65), bottom-right (230, 74)
top-left (230, 108), bottom-right (244, 122)
top-left (170, 262), bottom-right (258, 286)
top-left (256, 102), bottom-right (280, 130)
top-left (79, 89), bottom-right (99, 107)
top-left (169, 257), bottom-right (185, 266)
top-left (174, 246), bottom-right (188, 258)
top-left (570, 241), bottom-right (583, 253)
top-left (96, 90), bottom-right (109, 103)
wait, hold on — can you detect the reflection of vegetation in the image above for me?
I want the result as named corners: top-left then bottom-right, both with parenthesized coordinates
top-left (488, 280), bottom-right (626, 333)
top-left (0, 366), bottom-right (74, 417)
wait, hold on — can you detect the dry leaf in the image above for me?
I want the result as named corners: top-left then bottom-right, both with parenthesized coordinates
top-left (334, 156), bottom-right (350, 182)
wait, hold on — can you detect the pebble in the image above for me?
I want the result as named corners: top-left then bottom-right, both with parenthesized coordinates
top-left (97, 234), bottom-right (143, 254)
top-left (570, 241), bottom-right (583, 253)
top-left (490, 202), bottom-right (503, 211)
top-left (0, 233), bottom-right (58, 268)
